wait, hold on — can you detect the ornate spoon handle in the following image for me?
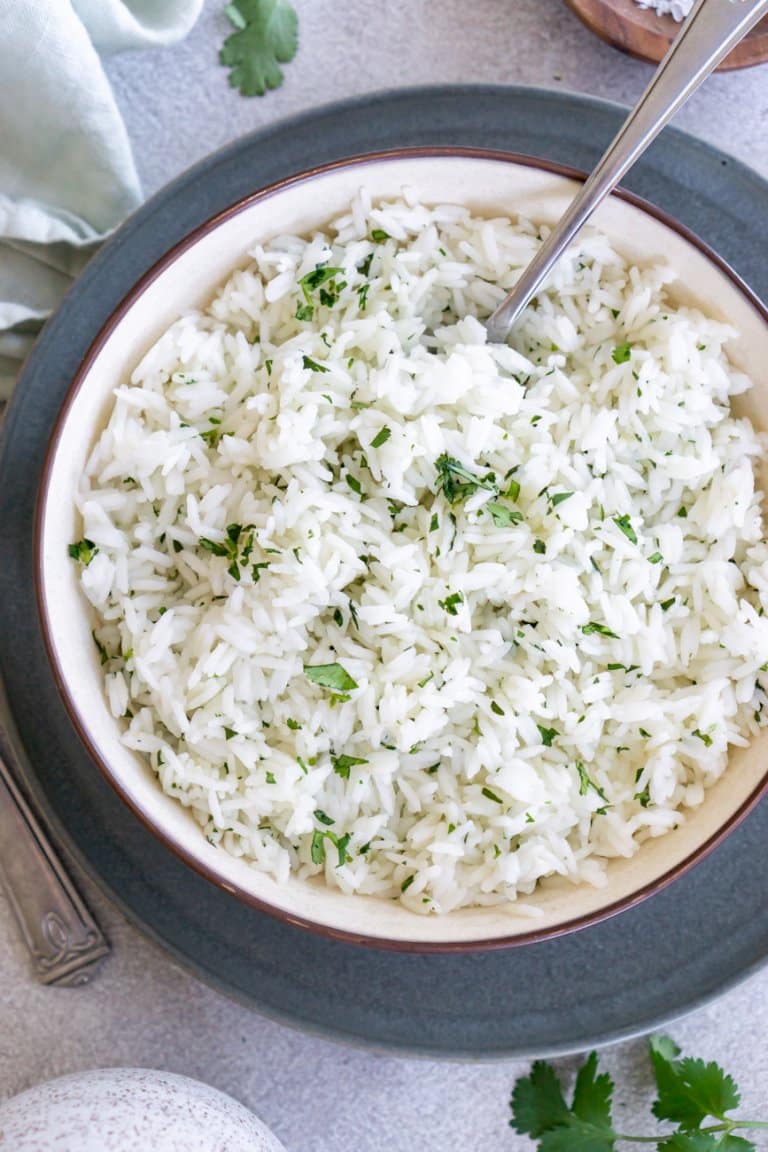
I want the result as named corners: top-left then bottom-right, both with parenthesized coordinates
top-left (0, 731), bottom-right (109, 986)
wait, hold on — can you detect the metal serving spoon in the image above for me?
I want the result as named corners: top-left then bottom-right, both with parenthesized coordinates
top-left (0, 681), bottom-right (109, 986)
top-left (485, 0), bottom-right (768, 343)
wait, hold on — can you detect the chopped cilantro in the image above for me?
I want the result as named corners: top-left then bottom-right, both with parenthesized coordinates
top-left (310, 830), bottom-right (326, 864)
top-left (345, 473), bottom-right (363, 496)
top-left (549, 491), bottom-right (574, 507)
top-left (505, 477), bottom-right (521, 502)
top-left (487, 502), bottom-right (523, 527)
top-left (401, 874), bottom-right (415, 892)
top-left (438, 591), bottom-right (464, 616)
top-left (581, 622), bottom-right (619, 639)
top-left (660, 596), bottom-right (676, 612)
top-left (286, 718), bottom-right (301, 730)
top-left (224, 727), bottom-right (237, 741)
top-left (434, 453), bottom-right (497, 505)
top-left (370, 426), bottom-right (391, 449)
top-left (332, 607), bottom-right (343, 627)
top-left (537, 725), bottom-right (558, 747)
top-left (430, 513), bottom-right (439, 533)
top-left (68, 539), bottom-right (98, 565)
top-left (648, 551), bottom-right (663, 564)
top-left (491, 701), bottom-right (505, 716)
top-left (199, 538), bottom-right (229, 557)
top-left (482, 786), bottom-right (504, 804)
top-left (533, 539), bottom-right (546, 555)
top-left (371, 228), bottom-right (389, 242)
top-left (693, 728), bottom-right (713, 747)
top-left (304, 662), bottom-right (358, 692)
top-left (611, 342), bottom-right (632, 364)
top-left (266, 771), bottom-right (276, 784)
top-left (613, 514), bottom-right (638, 544)
top-left (314, 809), bottom-right (334, 826)
top-left (92, 632), bottom-right (109, 665)
top-left (332, 753), bottom-right (368, 779)
top-left (299, 265), bottom-right (343, 297)
top-left (576, 761), bottom-right (608, 802)
top-left (302, 354), bottom-right (328, 373)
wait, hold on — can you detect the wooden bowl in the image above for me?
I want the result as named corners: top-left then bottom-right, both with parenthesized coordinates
top-left (564, 0), bottom-right (768, 70)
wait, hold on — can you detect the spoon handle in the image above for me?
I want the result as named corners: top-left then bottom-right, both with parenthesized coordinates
top-left (486, 0), bottom-right (768, 341)
top-left (0, 725), bottom-right (109, 986)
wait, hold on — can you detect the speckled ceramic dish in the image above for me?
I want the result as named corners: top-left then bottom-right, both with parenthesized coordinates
top-left (35, 148), bottom-right (768, 951)
top-left (3, 87), bottom-right (768, 1055)
top-left (0, 1069), bottom-right (284, 1152)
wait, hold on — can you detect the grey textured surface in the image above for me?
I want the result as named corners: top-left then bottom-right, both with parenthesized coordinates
top-left (2, 1), bottom-right (768, 1147)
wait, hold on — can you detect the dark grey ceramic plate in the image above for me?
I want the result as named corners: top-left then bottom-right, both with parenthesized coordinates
top-left (2, 86), bottom-right (768, 1059)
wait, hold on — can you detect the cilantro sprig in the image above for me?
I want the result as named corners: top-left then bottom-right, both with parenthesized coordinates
top-left (510, 1035), bottom-right (768, 1151)
top-left (220, 0), bottom-right (298, 97)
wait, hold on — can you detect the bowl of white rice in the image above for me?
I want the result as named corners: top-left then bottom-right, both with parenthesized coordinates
top-left (36, 149), bottom-right (768, 950)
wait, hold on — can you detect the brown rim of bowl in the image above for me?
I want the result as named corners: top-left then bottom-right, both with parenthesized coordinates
top-left (34, 145), bottom-right (768, 954)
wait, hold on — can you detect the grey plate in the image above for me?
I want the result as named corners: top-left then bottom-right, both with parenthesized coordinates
top-left (2, 86), bottom-right (768, 1059)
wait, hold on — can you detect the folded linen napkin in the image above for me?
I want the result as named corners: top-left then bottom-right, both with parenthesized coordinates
top-left (0, 0), bottom-right (203, 400)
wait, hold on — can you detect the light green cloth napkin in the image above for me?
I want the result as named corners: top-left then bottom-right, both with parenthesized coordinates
top-left (0, 0), bottom-right (203, 400)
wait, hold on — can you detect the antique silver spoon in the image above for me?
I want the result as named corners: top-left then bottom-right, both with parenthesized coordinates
top-left (485, 0), bottom-right (768, 343)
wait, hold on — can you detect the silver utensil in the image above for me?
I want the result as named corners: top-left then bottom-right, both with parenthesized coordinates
top-left (0, 706), bottom-right (109, 986)
top-left (486, 0), bottom-right (768, 343)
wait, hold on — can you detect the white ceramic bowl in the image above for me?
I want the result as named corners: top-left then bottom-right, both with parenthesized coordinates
top-left (36, 149), bottom-right (768, 951)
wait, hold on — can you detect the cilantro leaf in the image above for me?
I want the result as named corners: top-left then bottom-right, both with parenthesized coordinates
top-left (310, 829), bottom-right (326, 864)
top-left (438, 591), bottom-right (464, 616)
top-left (220, 0), bottom-right (298, 97)
top-left (657, 1134), bottom-right (722, 1152)
top-left (613, 514), bottom-right (638, 544)
top-left (487, 501), bottom-right (523, 527)
top-left (611, 342), bottom-right (632, 365)
top-left (370, 426), bottom-right (392, 449)
top-left (538, 1118), bottom-right (616, 1152)
top-left (510, 1061), bottom-right (570, 1137)
top-left (572, 1052), bottom-right (614, 1129)
top-left (68, 538), bottom-right (98, 565)
top-left (651, 1035), bottom-right (741, 1128)
top-left (511, 1054), bottom-right (616, 1152)
top-left (299, 265), bottom-right (343, 295)
top-left (510, 1038), bottom-right (762, 1152)
top-left (304, 662), bottom-right (358, 692)
top-left (332, 753), bottom-right (368, 779)
top-left (302, 354), bottom-right (329, 373)
top-left (582, 622), bottom-right (619, 639)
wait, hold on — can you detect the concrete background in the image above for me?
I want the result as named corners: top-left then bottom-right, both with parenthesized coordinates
top-left (2, 1), bottom-right (767, 1147)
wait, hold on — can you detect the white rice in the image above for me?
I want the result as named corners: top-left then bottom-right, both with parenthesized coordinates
top-left (73, 192), bottom-right (768, 914)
